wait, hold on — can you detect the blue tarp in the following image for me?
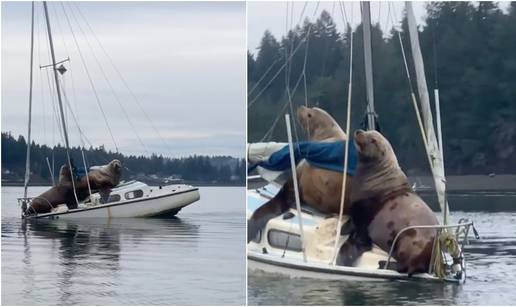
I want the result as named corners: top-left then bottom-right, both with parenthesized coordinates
top-left (250, 141), bottom-right (357, 175)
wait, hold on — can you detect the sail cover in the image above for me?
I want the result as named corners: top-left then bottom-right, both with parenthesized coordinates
top-left (406, 2), bottom-right (450, 223)
top-left (248, 141), bottom-right (358, 175)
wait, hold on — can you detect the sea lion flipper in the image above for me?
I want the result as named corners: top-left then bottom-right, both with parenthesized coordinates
top-left (340, 218), bottom-right (355, 235)
top-left (248, 180), bottom-right (294, 243)
top-left (336, 230), bottom-right (372, 266)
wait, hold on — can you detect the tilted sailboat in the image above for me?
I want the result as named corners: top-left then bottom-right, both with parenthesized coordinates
top-left (17, 2), bottom-right (200, 219)
top-left (247, 2), bottom-right (478, 283)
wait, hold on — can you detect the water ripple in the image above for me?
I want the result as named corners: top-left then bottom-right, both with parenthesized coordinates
top-left (2, 186), bottom-right (245, 305)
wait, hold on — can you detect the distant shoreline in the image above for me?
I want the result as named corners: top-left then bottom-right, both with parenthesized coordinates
top-left (4, 174), bottom-right (515, 190)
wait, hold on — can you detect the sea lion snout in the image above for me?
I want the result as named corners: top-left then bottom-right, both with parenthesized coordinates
top-left (353, 129), bottom-right (370, 155)
top-left (111, 159), bottom-right (122, 172)
top-left (354, 129), bottom-right (366, 146)
top-left (354, 129), bottom-right (365, 138)
top-left (296, 106), bottom-right (311, 125)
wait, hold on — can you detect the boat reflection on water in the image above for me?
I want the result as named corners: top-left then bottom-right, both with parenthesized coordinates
top-left (17, 217), bottom-right (200, 304)
top-left (248, 270), bottom-right (462, 305)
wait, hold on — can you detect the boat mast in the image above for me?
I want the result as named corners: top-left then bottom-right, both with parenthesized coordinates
top-left (406, 2), bottom-right (449, 224)
top-left (42, 1), bottom-right (79, 205)
top-left (23, 2), bottom-right (35, 199)
top-left (361, 2), bottom-right (376, 131)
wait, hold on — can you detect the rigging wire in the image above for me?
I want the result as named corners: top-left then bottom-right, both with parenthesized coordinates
top-left (248, 2), bottom-right (309, 100)
top-left (51, 4), bottom-right (83, 145)
top-left (285, 2), bottom-right (301, 146)
top-left (248, 2), bottom-right (320, 108)
top-left (248, 57), bottom-right (282, 97)
top-left (23, 1), bottom-right (35, 200)
top-left (41, 5), bottom-right (66, 149)
top-left (255, 2), bottom-right (320, 142)
top-left (59, 76), bottom-right (95, 197)
top-left (37, 5), bottom-right (57, 183)
top-left (42, 1), bottom-right (80, 207)
top-left (72, 3), bottom-right (176, 158)
top-left (259, 66), bottom-right (308, 142)
top-left (63, 2), bottom-right (150, 156)
top-left (60, 3), bottom-right (119, 153)
top-left (35, 5), bottom-right (48, 146)
top-left (332, 0), bottom-right (354, 265)
top-left (389, 2), bottom-right (436, 185)
top-left (390, 3), bottom-right (416, 96)
top-left (51, 3), bottom-right (96, 183)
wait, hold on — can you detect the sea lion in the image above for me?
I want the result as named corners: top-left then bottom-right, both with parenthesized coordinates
top-left (26, 164), bottom-right (78, 214)
top-left (79, 159), bottom-right (122, 201)
top-left (248, 106), bottom-right (353, 242)
top-left (26, 159), bottom-right (122, 215)
top-left (337, 129), bottom-right (438, 275)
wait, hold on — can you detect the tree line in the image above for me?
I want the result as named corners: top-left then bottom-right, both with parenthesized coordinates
top-left (1, 132), bottom-right (245, 185)
top-left (248, 2), bottom-right (516, 176)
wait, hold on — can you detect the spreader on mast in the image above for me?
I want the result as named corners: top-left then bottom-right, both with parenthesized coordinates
top-left (42, 1), bottom-right (79, 205)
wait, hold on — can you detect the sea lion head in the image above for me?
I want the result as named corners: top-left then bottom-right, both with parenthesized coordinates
top-left (58, 164), bottom-right (73, 185)
top-left (109, 159), bottom-right (122, 174)
top-left (354, 129), bottom-right (399, 167)
top-left (297, 106), bottom-right (346, 141)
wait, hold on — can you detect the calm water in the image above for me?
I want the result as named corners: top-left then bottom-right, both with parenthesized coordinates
top-left (1, 186), bottom-right (245, 305)
top-left (248, 192), bottom-right (516, 305)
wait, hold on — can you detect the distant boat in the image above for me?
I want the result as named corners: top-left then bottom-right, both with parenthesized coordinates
top-left (18, 2), bottom-right (200, 219)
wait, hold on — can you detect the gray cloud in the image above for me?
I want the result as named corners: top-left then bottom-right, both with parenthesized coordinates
top-left (2, 1), bottom-right (246, 158)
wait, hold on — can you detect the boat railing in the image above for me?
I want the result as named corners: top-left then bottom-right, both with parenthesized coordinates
top-left (17, 196), bottom-right (55, 216)
top-left (383, 220), bottom-right (479, 278)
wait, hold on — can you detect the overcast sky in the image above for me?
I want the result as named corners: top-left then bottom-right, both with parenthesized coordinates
top-left (249, 1), bottom-right (429, 53)
top-left (2, 1), bottom-right (246, 158)
top-left (248, 1), bottom-right (512, 53)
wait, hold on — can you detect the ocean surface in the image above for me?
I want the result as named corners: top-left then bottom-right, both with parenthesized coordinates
top-left (248, 191), bottom-right (516, 305)
top-left (1, 186), bottom-right (246, 306)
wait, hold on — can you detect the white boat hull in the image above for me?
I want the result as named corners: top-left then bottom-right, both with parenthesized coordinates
top-left (248, 251), bottom-right (460, 283)
top-left (27, 187), bottom-right (200, 219)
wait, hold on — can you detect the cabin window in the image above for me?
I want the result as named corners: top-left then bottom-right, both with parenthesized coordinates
top-left (267, 230), bottom-right (302, 252)
top-left (107, 194), bottom-right (121, 203)
top-left (125, 189), bottom-right (144, 200)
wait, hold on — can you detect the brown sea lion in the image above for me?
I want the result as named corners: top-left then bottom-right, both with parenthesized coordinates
top-left (248, 106), bottom-right (353, 242)
top-left (337, 129), bottom-right (438, 275)
top-left (26, 159), bottom-right (122, 215)
top-left (79, 159), bottom-right (122, 201)
top-left (26, 164), bottom-right (77, 214)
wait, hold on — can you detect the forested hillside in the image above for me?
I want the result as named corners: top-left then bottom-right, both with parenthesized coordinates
top-left (1, 132), bottom-right (245, 185)
top-left (248, 2), bottom-right (516, 175)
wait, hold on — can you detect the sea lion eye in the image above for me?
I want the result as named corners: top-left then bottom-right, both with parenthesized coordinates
top-left (308, 113), bottom-right (312, 118)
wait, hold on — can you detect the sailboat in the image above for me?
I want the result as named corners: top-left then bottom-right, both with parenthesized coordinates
top-left (17, 2), bottom-right (200, 219)
top-left (247, 2), bottom-right (478, 283)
